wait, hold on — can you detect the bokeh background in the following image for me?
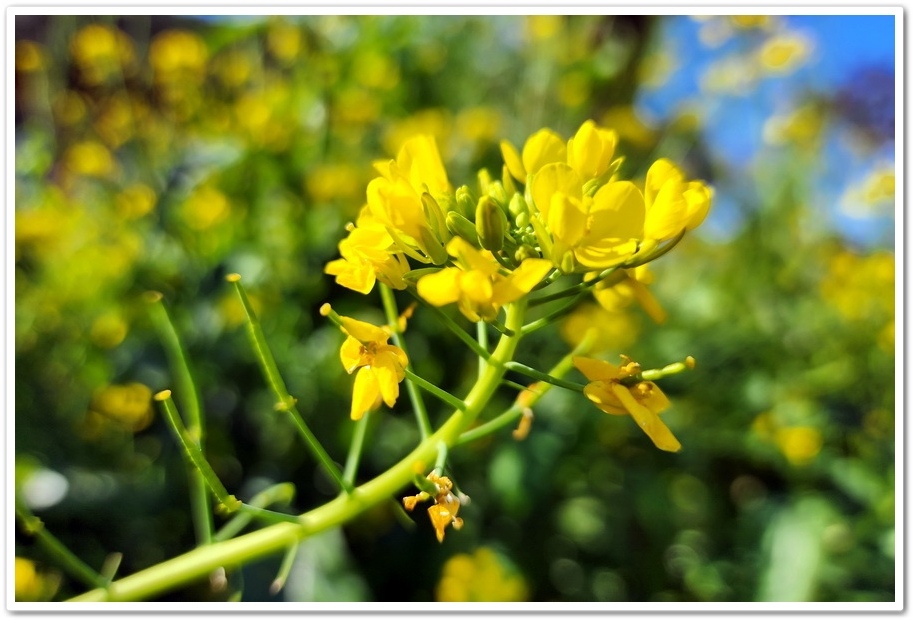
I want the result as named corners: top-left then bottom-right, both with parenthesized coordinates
top-left (14, 14), bottom-right (896, 602)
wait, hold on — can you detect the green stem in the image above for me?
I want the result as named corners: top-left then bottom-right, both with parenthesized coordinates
top-left (146, 293), bottom-right (213, 547)
top-left (503, 361), bottom-right (585, 392)
top-left (156, 392), bottom-right (239, 512)
top-left (214, 483), bottom-right (297, 542)
top-left (227, 274), bottom-right (348, 493)
top-left (69, 302), bottom-right (528, 603)
top-left (379, 284), bottom-right (432, 439)
top-left (476, 321), bottom-right (489, 377)
top-left (403, 369), bottom-right (467, 412)
top-left (409, 290), bottom-right (491, 360)
top-left (270, 543), bottom-right (299, 595)
top-left (343, 414), bottom-right (370, 487)
top-left (16, 499), bottom-right (108, 590)
top-left (529, 265), bottom-right (625, 307)
top-left (521, 290), bottom-right (587, 335)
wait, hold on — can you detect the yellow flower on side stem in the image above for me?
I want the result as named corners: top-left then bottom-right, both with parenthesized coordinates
top-left (643, 158), bottom-right (712, 243)
top-left (335, 314), bottom-right (408, 420)
top-left (573, 355), bottom-right (682, 452)
top-left (403, 472), bottom-right (465, 542)
top-left (324, 207), bottom-right (410, 294)
top-left (417, 237), bottom-right (552, 322)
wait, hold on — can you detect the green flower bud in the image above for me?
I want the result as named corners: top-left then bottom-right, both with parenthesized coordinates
top-left (508, 192), bottom-right (527, 217)
top-left (515, 212), bottom-right (530, 229)
top-left (422, 192), bottom-right (449, 242)
top-left (559, 249), bottom-right (577, 274)
top-left (487, 181), bottom-right (509, 212)
top-left (420, 227), bottom-right (449, 265)
top-left (446, 211), bottom-right (481, 248)
top-left (476, 196), bottom-right (508, 252)
top-left (455, 185), bottom-right (476, 219)
top-left (514, 244), bottom-right (540, 263)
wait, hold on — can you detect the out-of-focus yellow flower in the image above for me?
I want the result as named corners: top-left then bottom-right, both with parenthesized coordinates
top-left (417, 237), bottom-right (552, 322)
top-left (573, 355), bottom-right (681, 452)
top-left (526, 15), bottom-right (563, 41)
top-left (179, 185), bottom-right (230, 230)
top-left (701, 56), bottom-right (758, 94)
top-left (591, 265), bottom-right (666, 323)
top-left (403, 472), bottom-right (464, 543)
top-left (757, 32), bottom-right (811, 74)
top-left (266, 20), bottom-right (302, 63)
top-left (306, 163), bottom-right (367, 204)
top-left (731, 15), bottom-right (772, 30)
top-left (16, 40), bottom-right (46, 72)
top-left (763, 103), bottom-right (825, 148)
top-left (839, 162), bottom-right (895, 217)
top-left (149, 30), bottom-right (208, 84)
top-left (561, 302), bottom-right (639, 353)
top-left (601, 106), bottom-right (659, 149)
top-left (69, 24), bottom-right (135, 85)
top-left (90, 311), bottom-right (129, 349)
top-left (335, 313), bottom-right (408, 420)
top-left (88, 382), bottom-right (155, 433)
top-left (639, 49), bottom-right (679, 89)
top-left (558, 70), bottom-right (591, 109)
top-left (94, 93), bottom-right (145, 148)
top-left (383, 109), bottom-right (453, 163)
top-left (437, 547), bottom-right (529, 601)
top-left (530, 163), bottom-right (643, 271)
top-left (820, 248), bottom-right (894, 324)
top-left (52, 91), bottom-right (88, 126)
top-left (456, 106), bottom-right (501, 145)
top-left (334, 87), bottom-right (381, 126)
top-left (63, 141), bottom-right (115, 178)
top-left (211, 48), bottom-right (254, 90)
top-left (15, 557), bottom-right (60, 602)
top-left (775, 426), bottom-right (823, 466)
top-left (643, 158), bottom-right (712, 242)
top-left (325, 208), bottom-right (411, 294)
top-left (353, 49), bottom-right (400, 90)
top-left (116, 183), bottom-right (157, 219)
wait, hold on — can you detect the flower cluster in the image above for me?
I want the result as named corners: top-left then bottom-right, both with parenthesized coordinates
top-left (403, 472), bottom-right (465, 543)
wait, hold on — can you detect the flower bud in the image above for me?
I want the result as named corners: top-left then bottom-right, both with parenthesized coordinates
top-left (477, 168), bottom-right (493, 197)
top-left (421, 192), bottom-right (449, 242)
top-left (514, 244), bottom-right (540, 263)
top-left (420, 226), bottom-right (449, 265)
top-left (476, 195), bottom-right (508, 252)
top-left (508, 192), bottom-right (528, 217)
top-left (455, 185), bottom-right (476, 219)
top-left (501, 164), bottom-right (519, 197)
top-left (446, 211), bottom-right (481, 248)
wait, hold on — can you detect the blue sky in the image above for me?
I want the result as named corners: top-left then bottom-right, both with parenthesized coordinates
top-left (635, 15), bottom-right (896, 248)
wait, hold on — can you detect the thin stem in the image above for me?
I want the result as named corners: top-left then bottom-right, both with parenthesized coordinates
top-left (146, 292), bottom-right (213, 548)
top-left (156, 391), bottom-right (239, 512)
top-left (214, 483), bottom-right (297, 542)
top-left (270, 543), bottom-right (299, 595)
top-left (403, 369), bottom-right (467, 412)
top-left (458, 329), bottom-right (597, 445)
top-left (343, 414), bottom-right (370, 487)
top-left (227, 274), bottom-right (348, 493)
top-left (16, 499), bottom-right (108, 590)
top-left (529, 265), bottom-right (625, 307)
top-left (379, 284), bottom-right (432, 439)
top-left (408, 289), bottom-right (491, 361)
top-left (503, 361), bottom-right (585, 392)
top-left (521, 290), bottom-right (588, 335)
top-left (69, 302), bottom-right (529, 603)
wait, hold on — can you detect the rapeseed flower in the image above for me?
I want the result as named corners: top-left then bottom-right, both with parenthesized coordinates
top-left (417, 237), bottom-right (552, 322)
top-left (643, 158), bottom-right (712, 242)
top-left (335, 313), bottom-right (408, 420)
top-left (573, 355), bottom-right (681, 452)
top-left (403, 472), bottom-right (464, 542)
top-left (324, 208), bottom-right (410, 294)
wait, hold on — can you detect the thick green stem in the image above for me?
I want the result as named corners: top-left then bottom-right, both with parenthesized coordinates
top-left (69, 302), bottom-right (528, 602)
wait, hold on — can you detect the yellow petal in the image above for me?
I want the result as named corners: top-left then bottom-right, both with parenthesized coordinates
top-left (644, 158), bottom-right (682, 210)
top-left (446, 236), bottom-right (499, 275)
top-left (644, 177), bottom-right (689, 241)
top-left (459, 270), bottom-right (494, 305)
top-left (684, 181), bottom-right (712, 230)
top-left (568, 119), bottom-right (618, 180)
top-left (351, 366), bottom-right (381, 420)
top-left (547, 193), bottom-right (588, 247)
top-left (573, 356), bottom-right (622, 382)
top-left (589, 180), bottom-right (645, 240)
top-left (324, 258), bottom-right (376, 295)
top-left (340, 316), bottom-right (390, 344)
top-left (494, 258), bottom-right (553, 305)
top-left (583, 379), bottom-right (628, 415)
top-left (530, 162), bottom-right (582, 218)
top-left (522, 128), bottom-right (567, 176)
top-left (339, 336), bottom-right (368, 373)
top-left (417, 267), bottom-right (463, 306)
top-left (500, 139), bottom-right (527, 183)
top-left (397, 135), bottom-right (450, 195)
top-left (372, 351), bottom-right (404, 407)
top-left (610, 383), bottom-right (681, 452)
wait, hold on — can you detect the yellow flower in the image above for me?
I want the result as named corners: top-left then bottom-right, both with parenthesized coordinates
top-left (367, 135), bottom-right (451, 262)
top-left (337, 315), bottom-right (408, 420)
top-left (325, 208), bottom-right (410, 294)
top-left (403, 472), bottom-right (464, 542)
top-left (643, 158), bottom-right (712, 242)
top-left (590, 265), bottom-right (666, 323)
top-left (88, 382), bottom-right (155, 433)
top-left (566, 119), bottom-right (619, 180)
top-left (437, 547), bottom-right (529, 601)
top-left (530, 163), bottom-right (644, 271)
top-left (573, 355), bottom-right (681, 452)
top-left (417, 237), bottom-right (552, 322)
top-left (500, 127), bottom-right (567, 183)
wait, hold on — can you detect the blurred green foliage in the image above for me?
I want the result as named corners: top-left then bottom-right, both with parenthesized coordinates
top-left (14, 14), bottom-right (895, 603)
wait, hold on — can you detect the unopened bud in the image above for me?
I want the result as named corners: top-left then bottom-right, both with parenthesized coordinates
top-left (422, 192), bottom-right (449, 242)
top-left (559, 250), bottom-right (577, 274)
top-left (514, 244), bottom-right (539, 263)
top-left (446, 211), bottom-right (481, 248)
top-left (477, 168), bottom-right (493, 196)
top-left (419, 227), bottom-right (449, 265)
top-left (476, 195), bottom-right (508, 252)
top-left (508, 192), bottom-right (527, 217)
top-left (501, 164), bottom-right (519, 197)
top-left (455, 185), bottom-right (476, 219)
